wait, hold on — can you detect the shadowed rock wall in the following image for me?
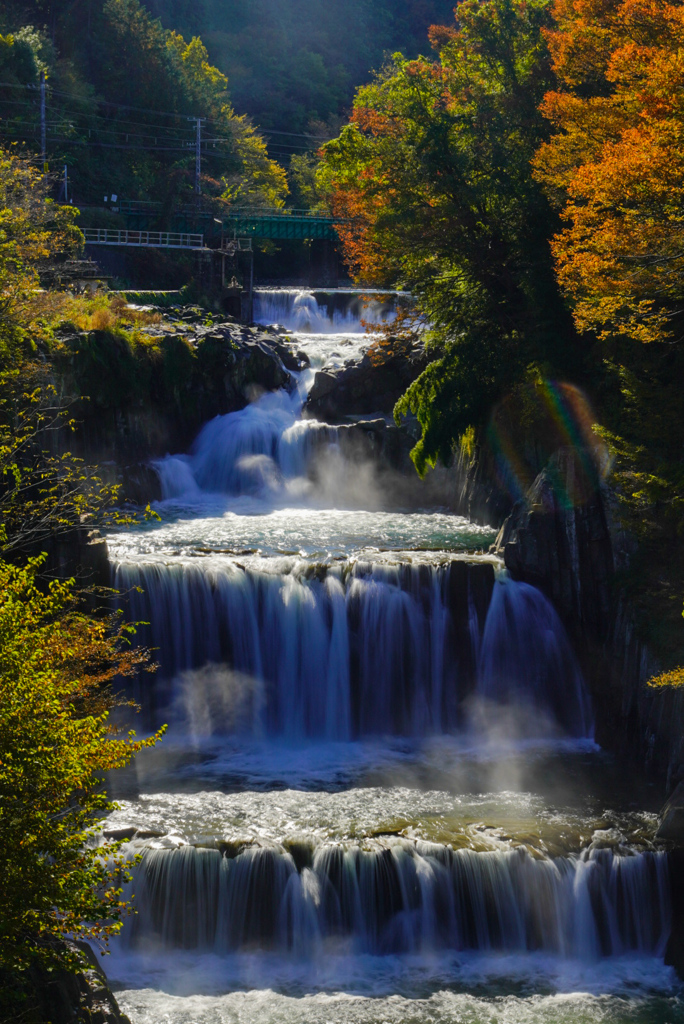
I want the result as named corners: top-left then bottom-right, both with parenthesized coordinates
top-left (494, 448), bottom-right (684, 787)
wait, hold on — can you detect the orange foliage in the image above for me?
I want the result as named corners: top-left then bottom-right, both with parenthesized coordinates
top-left (535, 0), bottom-right (684, 343)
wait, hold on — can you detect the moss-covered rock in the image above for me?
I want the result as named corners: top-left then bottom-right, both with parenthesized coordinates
top-left (51, 310), bottom-right (304, 494)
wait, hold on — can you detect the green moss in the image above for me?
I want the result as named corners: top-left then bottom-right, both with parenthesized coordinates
top-left (65, 328), bottom-right (146, 408)
top-left (119, 289), bottom-right (184, 308)
top-left (158, 334), bottom-right (197, 400)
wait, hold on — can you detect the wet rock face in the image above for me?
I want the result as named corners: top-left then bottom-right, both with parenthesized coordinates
top-left (494, 447), bottom-right (613, 635)
top-left (658, 782), bottom-right (684, 843)
top-left (493, 446), bottom-right (684, 786)
top-left (666, 849), bottom-right (684, 979)
top-left (305, 341), bottom-right (428, 422)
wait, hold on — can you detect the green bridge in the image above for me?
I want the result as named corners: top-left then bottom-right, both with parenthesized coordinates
top-left (223, 208), bottom-right (341, 241)
top-left (116, 202), bottom-right (343, 242)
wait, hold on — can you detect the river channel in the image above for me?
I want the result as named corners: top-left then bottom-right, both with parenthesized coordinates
top-left (104, 290), bottom-right (683, 1024)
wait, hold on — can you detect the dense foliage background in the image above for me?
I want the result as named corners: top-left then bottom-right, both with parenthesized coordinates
top-left (318, 0), bottom-right (684, 673)
top-left (140, 0), bottom-right (459, 135)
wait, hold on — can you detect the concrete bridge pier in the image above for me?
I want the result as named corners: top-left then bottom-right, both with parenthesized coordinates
top-left (309, 238), bottom-right (339, 288)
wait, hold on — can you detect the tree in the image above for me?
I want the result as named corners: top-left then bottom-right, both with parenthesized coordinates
top-left (0, 556), bottom-right (161, 976)
top-left (534, 0), bottom-right (684, 674)
top-left (0, 0), bottom-right (288, 212)
top-left (137, 0), bottom-right (459, 135)
top-left (534, 0), bottom-right (684, 346)
top-left (319, 0), bottom-right (578, 473)
top-left (0, 145), bottom-right (153, 557)
top-left (0, 148), bottom-right (81, 365)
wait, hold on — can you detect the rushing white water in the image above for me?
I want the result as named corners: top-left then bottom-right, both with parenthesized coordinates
top-left (106, 310), bottom-right (680, 1023)
top-left (115, 977), bottom-right (684, 1024)
top-left (107, 508), bottom-right (496, 562)
top-left (113, 560), bottom-right (592, 740)
top-left (120, 840), bottom-right (669, 958)
top-left (253, 288), bottom-right (399, 334)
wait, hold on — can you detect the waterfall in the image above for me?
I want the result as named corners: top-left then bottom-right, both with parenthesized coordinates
top-left (253, 288), bottom-right (397, 334)
top-left (153, 387), bottom-right (339, 501)
top-left (124, 840), bottom-right (670, 959)
top-left (478, 575), bottom-right (594, 738)
top-left (113, 559), bottom-right (593, 739)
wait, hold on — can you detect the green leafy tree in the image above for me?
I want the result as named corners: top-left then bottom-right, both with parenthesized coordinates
top-left (0, 556), bottom-right (161, 978)
top-left (0, 148), bottom-right (81, 365)
top-left (320, 0), bottom-right (578, 473)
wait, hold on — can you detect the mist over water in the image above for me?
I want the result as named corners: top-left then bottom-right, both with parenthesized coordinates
top-left (107, 292), bottom-right (682, 1023)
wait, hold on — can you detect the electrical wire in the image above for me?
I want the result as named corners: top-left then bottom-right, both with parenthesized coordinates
top-left (0, 81), bottom-right (332, 140)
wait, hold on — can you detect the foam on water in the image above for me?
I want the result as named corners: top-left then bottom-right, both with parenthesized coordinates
top-left (107, 508), bottom-right (496, 563)
top-left (107, 782), bottom-right (654, 851)
top-left (112, 955), bottom-right (683, 1022)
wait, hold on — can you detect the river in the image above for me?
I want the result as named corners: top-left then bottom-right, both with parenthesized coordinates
top-left (104, 289), bottom-right (683, 1024)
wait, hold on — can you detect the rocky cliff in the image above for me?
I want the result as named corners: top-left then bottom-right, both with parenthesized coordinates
top-left (494, 447), bottom-right (684, 787)
top-left (0, 941), bottom-right (130, 1024)
top-left (54, 307), bottom-right (306, 502)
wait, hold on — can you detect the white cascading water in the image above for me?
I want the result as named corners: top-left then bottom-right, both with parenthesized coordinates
top-left (122, 840), bottom-right (670, 959)
top-left (112, 560), bottom-right (593, 740)
top-left (154, 377), bottom-right (334, 501)
top-left (253, 288), bottom-right (398, 334)
top-left (106, 295), bottom-right (679, 1024)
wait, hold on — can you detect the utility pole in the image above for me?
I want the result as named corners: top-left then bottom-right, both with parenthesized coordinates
top-left (188, 117), bottom-right (205, 202)
top-left (40, 71), bottom-right (47, 170)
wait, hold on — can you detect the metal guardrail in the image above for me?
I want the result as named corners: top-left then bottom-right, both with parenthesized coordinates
top-left (83, 229), bottom-right (205, 249)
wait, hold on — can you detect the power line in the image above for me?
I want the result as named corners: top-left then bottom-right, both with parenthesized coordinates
top-left (0, 120), bottom-right (319, 154)
top-left (0, 81), bottom-right (332, 140)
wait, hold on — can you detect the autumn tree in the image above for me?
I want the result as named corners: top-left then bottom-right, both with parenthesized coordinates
top-left (534, 0), bottom-right (684, 672)
top-left (320, 0), bottom-right (579, 473)
top-left (535, 0), bottom-right (684, 346)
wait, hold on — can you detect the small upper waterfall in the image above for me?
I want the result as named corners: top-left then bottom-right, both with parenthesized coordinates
top-left (253, 288), bottom-right (400, 334)
top-left (154, 387), bottom-right (340, 501)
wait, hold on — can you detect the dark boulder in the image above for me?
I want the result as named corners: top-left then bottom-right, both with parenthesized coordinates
top-left (658, 781), bottom-right (684, 843)
top-left (57, 311), bottom-right (301, 478)
top-left (666, 849), bottom-right (684, 979)
top-left (493, 446), bottom-right (684, 782)
top-left (494, 446), bottom-right (613, 634)
top-left (305, 341), bottom-right (428, 422)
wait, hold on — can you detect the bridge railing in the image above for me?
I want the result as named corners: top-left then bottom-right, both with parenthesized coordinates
top-left (223, 207), bottom-right (336, 218)
top-left (83, 229), bottom-right (205, 249)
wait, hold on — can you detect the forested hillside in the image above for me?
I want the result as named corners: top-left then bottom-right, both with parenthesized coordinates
top-left (0, 0), bottom-right (288, 210)
top-left (0, 0), bottom-right (455, 212)
top-left (141, 0), bottom-right (458, 134)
